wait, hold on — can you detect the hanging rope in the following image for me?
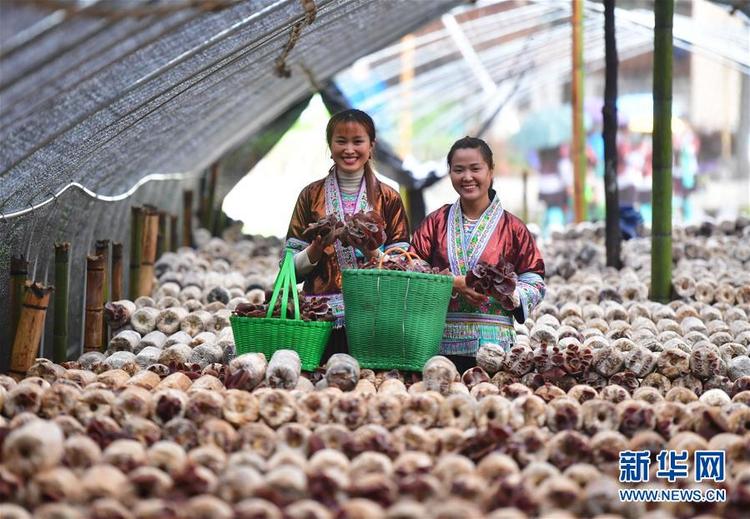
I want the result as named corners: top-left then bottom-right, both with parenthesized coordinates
top-left (274, 0), bottom-right (317, 78)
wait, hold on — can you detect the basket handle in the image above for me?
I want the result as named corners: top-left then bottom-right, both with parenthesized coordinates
top-left (266, 249), bottom-right (301, 320)
top-left (378, 247), bottom-right (419, 270)
top-left (286, 249), bottom-right (301, 320)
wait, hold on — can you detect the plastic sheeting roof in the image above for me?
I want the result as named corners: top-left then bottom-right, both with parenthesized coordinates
top-left (0, 0), bottom-right (462, 364)
top-left (0, 0), bottom-right (461, 216)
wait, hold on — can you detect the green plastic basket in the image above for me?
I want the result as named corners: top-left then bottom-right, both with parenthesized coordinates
top-left (231, 249), bottom-right (332, 371)
top-left (342, 248), bottom-right (454, 371)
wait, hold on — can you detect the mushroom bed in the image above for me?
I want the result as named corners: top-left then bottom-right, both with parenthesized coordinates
top-left (1, 218), bottom-right (750, 519)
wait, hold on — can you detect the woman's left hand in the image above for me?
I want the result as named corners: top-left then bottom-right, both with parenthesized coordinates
top-left (453, 276), bottom-right (488, 307)
top-left (362, 247), bottom-right (382, 259)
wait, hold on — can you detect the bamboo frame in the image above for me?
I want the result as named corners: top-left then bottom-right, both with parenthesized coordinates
top-left (95, 239), bottom-right (111, 348)
top-left (521, 170), bottom-right (529, 223)
top-left (84, 255), bottom-right (105, 352)
top-left (157, 211), bottom-right (167, 259)
top-left (138, 208), bottom-right (160, 297)
top-left (206, 163), bottom-right (220, 234)
top-left (169, 214), bottom-right (178, 252)
top-left (10, 281), bottom-right (54, 379)
top-left (198, 173), bottom-right (208, 229)
top-left (53, 242), bottom-right (70, 363)
top-left (603, 0), bottom-right (622, 269)
top-left (650, 0), bottom-right (674, 302)
top-left (129, 206), bottom-right (145, 300)
top-left (571, 0), bottom-right (587, 223)
top-left (183, 190), bottom-right (194, 247)
top-left (10, 255), bottom-right (28, 346)
top-left (111, 242), bottom-right (123, 301)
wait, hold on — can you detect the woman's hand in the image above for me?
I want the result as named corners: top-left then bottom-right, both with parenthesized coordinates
top-left (453, 275), bottom-right (487, 307)
top-left (362, 247), bottom-right (383, 260)
top-left (499, 288), bottom-right (521, 311)
top-left (306, 235), bottom-right (328, 264)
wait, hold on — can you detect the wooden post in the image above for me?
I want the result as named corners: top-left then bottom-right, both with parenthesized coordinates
top-left (182, 190), bottom-right (194, 248)
top-left (138, 208), bottom-right (160, 297)
top-left (650, 0), bottom-right (674, 303)
top-left (53, 243), bottom-right (70, 364)
top-left (10, 281), bottom-right (54, 379)
top-left (157, 211), bottom-right (167, 259)
top-left (111, 242), bottom-right (123, 301)
top-left (206, 164), bottom-right (220, 235)
top-left (571, 0), bottom-right (587, 223)
top-left (169, 214), bottom-right (178, 252)
top-left (129, 206), bottom-right (145, 300)
top-left (10, 255), bottom-right (28, 346)
top-left (95, 239), bottom-right (110, 349)
top-left (84, 255), bottom-right (105, 353)
top-left (603, 0), bottom-right (622, 269)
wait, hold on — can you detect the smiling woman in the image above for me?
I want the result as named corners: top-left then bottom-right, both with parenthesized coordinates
top-left (284, 109), bottom-right (410, 361)
top-left (410, 136), bottom-right (547, 371)
top-left (448, 139), bottom-right (496, 220)
top-left (330, 121), bottom-right (373, 175)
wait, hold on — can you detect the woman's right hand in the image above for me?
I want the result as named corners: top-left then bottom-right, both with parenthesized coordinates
top-left (306, 235), bottom-right (325, 264)
top-left (453, 275), bottom-right (487, 307)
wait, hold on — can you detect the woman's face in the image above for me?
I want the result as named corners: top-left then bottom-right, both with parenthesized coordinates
top-left (329, 121), bottom-right (374, 175)
top-left (449, 147), bottom-right (493, 203)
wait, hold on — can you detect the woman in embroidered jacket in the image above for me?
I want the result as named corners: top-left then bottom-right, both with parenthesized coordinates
top-left (410, 137), bottom-right (545, 370)
top-left (286, 109), bottom-right (410, 359)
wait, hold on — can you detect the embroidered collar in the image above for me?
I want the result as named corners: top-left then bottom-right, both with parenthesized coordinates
top-left (447, 195), bottom-right (504, 275)
top-left (324, 167), bottom-right (370, 270)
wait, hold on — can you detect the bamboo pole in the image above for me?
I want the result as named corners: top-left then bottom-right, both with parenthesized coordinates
top-left (10, 281), bottom-right (54, 380)
top-left (95, 240), bottom-right (110, 303)
top-left (138, 208), bottom-right (160, 297)
top-left (9, 255), bottom-right (28, 345)
top-left (398, 34), bottom-right (415, 224)
top-left (169, 215), bottom-right (178, 252)
top-left (111, 242), bottom-right (123, 301)
top-left (650, 0), bottom-right (674, 303)
top-left (53, 243), bottom-right (70, 363)
top-left (84, 255), bottom-right (105, 352)
top-left (214, 207), bottom-right (229, 237)
top-left (157, 211), bottom-right (167, 259)
top-left (603, 0), bottom-right (622, 269)
top-left (182, 190), bottom-right (194, 248)
top-left (198, 173), bottom-right (208, 229)
top-left (522, 170), bottom-right (529, 222)
top-left (95, 239), bottom-right (111, 349)
top-left (738, 74), bottom-right (750, 180)
top-left (571, 0), bottom-right (587, 223)
top-left (206, 163), bottom-right (220, 234)
top-left (129, 206), bottom-right (145, 300)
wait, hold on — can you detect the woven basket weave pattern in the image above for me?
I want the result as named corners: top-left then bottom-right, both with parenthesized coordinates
top-left (230, 250), bottom-right (332, 371)
top-left (231, 316), bottom-right (331, 371)
top-left (342, 268), bottom-right (453, 371)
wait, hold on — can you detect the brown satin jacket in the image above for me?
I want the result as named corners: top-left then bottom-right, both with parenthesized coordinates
top-left (410, 205), bottom-right (545, 279)
top-left (285, 171), bottom-right (410, 296)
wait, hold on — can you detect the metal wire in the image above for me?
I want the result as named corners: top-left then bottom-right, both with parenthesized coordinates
top-left (0, 172), bottom-right (194, 221)
top-left (15, 0), bottom-right (244, 19)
